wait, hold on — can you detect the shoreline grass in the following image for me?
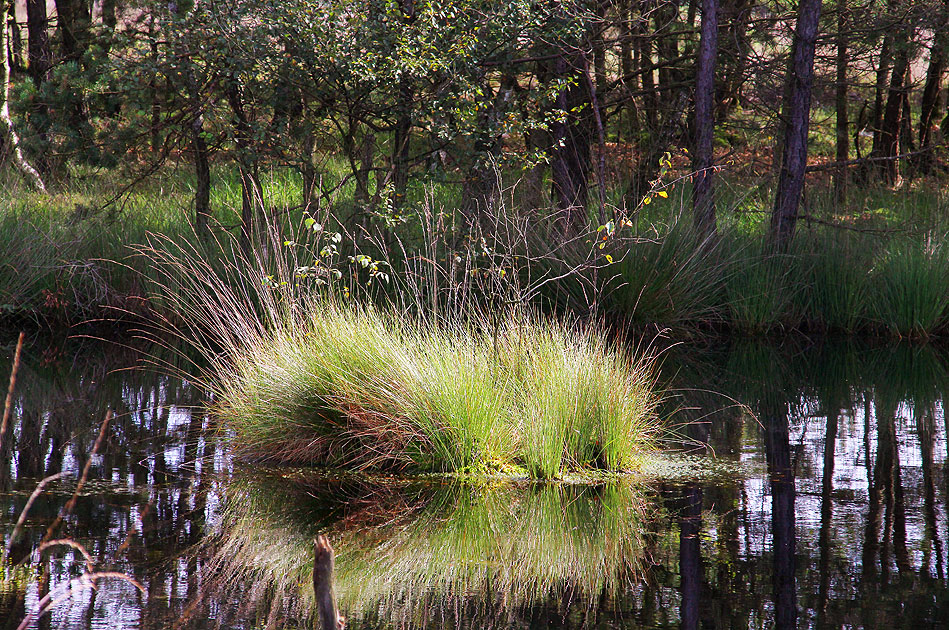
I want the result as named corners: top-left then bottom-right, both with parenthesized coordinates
top-left (3, 163), bottom-right (949, 341)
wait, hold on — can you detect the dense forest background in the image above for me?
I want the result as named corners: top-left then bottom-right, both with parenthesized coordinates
top-left (1, 0), bottom-right (948, 335)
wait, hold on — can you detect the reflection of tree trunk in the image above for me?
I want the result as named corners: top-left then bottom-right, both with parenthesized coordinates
top-left (917, 404), bottom-right (943, 579)
top-left (863, 393), bottom-right (880, 582)
top-left (874, 397), bottom-right (909, 579)
top-left (818, 409), bottom-right (837, 617)
top-left (763, 406), bottom-right (796, 630)
top-left (313, 536), bottom-right (344, 630)
top-left (679, 483), bottom-right (703, 630)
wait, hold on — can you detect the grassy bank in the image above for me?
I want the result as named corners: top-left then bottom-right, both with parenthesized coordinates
top-left (3, 162), bottom-right (949, 340)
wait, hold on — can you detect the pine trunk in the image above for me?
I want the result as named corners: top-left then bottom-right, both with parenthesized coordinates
top-left (769, 0), bottom-right (822, 250)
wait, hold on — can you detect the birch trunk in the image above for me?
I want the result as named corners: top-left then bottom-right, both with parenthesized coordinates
top-left (1, 1), bottom-right (46, 193)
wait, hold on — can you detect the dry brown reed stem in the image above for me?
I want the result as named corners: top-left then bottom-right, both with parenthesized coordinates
top-left (42, 409), bottom-right (113, 544)
top-left (39, 539), bottom-right (95, 573)
top-left (115, 500), bottom-right (152, 556)
top-left (0, 331), bottom-right (25, 453)
top-left (2, 471), bottom-right (65, 563)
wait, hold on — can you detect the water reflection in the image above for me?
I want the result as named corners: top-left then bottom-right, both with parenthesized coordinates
top-left (1, 334), bottom-right (949, 628)
top-left (206, 473), bottom-right (648, 629)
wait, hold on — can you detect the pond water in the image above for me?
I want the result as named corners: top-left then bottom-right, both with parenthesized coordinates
top-left (1, 332), bottom-right (948, 629)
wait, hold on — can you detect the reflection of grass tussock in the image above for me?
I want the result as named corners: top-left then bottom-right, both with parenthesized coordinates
top-left (205, 473), bottom-right (649, 628)
top-left (215, 307), bottom-right (660, 477)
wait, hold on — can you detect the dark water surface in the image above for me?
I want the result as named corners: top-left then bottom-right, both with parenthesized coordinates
top-left (1, 333), bottom-right (948, 629)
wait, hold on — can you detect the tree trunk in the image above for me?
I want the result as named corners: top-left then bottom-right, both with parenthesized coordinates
top-left (226, 78), bottom-right (266, 261)
top-left (918, 4), bottom-right (947, 174)
top-left (0, 0), bottom-right (45, 192)
top-left (870, 29), bottom-right (893, 157)
top-left (692, 0), bottom-right (719, 236)
top-left (391, 0), bottom-right (415, 210)
top-left (25, 0), bottom-right (49, 87)
top-left (391, 79), bottom-right (412, 209)
top-left (833, 0), bottom-right (849, 204)
top-left (769, 0), bottom-right (822, 251)
top-left (655, 0), bottom-right (681, 107)
top-left (877, 40), bottom-right (909, 185)
top-left (302, 129), bottom-right (319, 209)
top-left (716, 0), bottom-right (752, 120)
top-left (461, 79), bottom-right (512, 227)
top-left (191, 115), bottom-right (211, 242)
top-left (550, 50), bottom-right (592, 231)
top-left (53, 0), bottom-right (90, 62)
top-left (638, 3), bottom-right (659, 130)
top-left (101, 0), bottom-right (117, 56)
top-left (7, 3), bottom-right (22, 74)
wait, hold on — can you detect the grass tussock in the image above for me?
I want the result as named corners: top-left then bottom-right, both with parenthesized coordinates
top-left (870, 238), bottom-right (949, 339)
top-left (215, 307), bottom-right (659, 477)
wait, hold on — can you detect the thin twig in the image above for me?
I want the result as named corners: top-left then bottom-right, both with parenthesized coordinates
top-left (43, 410), bottom-right (113, 543)
top-left (0, 331), bottom-right (25, 453)
top-left (2, 472), bottom-right (65, 563)
top-left (804, 147), bottom-right (933, 173)
top-left (16, 572), bottom-right (145, 630)
top-left (38, 539), bottom-right (96, 574)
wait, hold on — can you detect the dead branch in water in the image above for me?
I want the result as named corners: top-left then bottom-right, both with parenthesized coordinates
top-left (313, 535), bottom-right (345, 630)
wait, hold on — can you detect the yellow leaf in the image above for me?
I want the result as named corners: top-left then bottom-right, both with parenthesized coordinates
top-left (657, 191), bottom-right (668, 198)
top-left (605, 254), bottom-right (613, 264)
top-left (644, 197), bottom-right (652, 205)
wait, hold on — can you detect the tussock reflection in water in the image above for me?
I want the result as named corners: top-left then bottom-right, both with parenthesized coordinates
top-left (203, 473), bottom-right (648, 629)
